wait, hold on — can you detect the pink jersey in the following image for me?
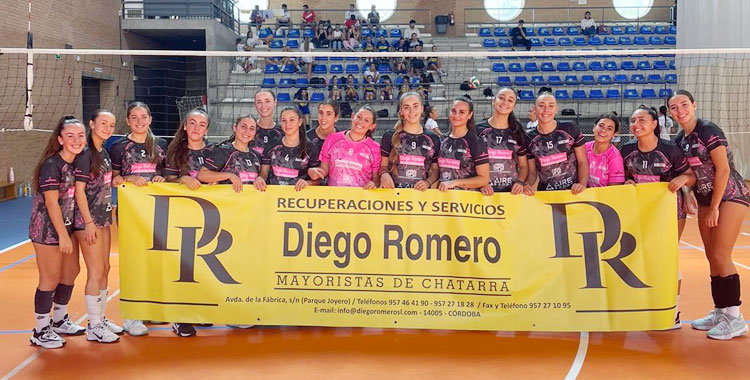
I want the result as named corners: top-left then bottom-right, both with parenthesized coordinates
top-left (585, 141), bottom-right (625, 187)
top-left (319, 131), bottom-right (381, 187)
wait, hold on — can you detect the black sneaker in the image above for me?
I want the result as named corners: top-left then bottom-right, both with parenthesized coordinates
top-left (172, 323), bottom-right (196, 337)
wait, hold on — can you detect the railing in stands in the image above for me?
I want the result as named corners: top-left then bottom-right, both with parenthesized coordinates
top-left (463, 6), bottom-right (675, 30)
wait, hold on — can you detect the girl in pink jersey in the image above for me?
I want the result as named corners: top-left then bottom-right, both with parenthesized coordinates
top-left (584, 113), bottom-right (625, 187)
top-left (308, 106), bottom-right (381, 188)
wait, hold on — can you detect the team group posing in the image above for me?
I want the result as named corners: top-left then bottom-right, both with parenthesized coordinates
top-left (27, 87), bottom-right (749, 348)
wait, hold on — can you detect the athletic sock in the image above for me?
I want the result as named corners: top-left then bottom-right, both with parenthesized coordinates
top-left (99, 289), bottom-right (108, 317)
top-left (710, 275), bottom-right (724, 309)
top-left (726, 306), bottom-right (741, 319)
top-left (34, 289), bottom-right (54, 331)
top-left (722, 274), bottom-right (742, 317)
top-left (52, 303), bottom-right (68, 323)
top-left (52, 284), bottom-right (74, 322)
top-left (85, 295), bottom-right (102, 326)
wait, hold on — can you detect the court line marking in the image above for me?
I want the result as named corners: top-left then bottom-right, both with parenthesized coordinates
top-left (0, 254), bottom-right (35, 274)
top-left (680, 240), bottom-right (750, 271)
top-left (1, 289), bottom-right (120, 380)
top-left (0, 240), bottom-right (30, 255)
top-left (563, 332), bottom-right (589, 380)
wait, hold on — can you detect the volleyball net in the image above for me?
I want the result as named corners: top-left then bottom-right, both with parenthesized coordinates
top-left (1, 47), bottom-right (750, 181)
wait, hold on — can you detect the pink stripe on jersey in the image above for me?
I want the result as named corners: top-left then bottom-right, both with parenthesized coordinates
top-left (65, 187), bottom-right (75, 198)
top-left (239, 171), bottom-right (257, 182)
top-left (272, 166), bottom-right (299, 178)
top-left (538, 152), bottom-right (568, 167)
top-left (688, 156), bottom-right (702, 167)
top-left (399, 154), bottom-right (426, 166)
top-left (438, 157), bottom-right (461, 170)
top-left (252, 146), bottom-right (264, 155)
top-left (102, 172), bottom-right (113, 184)
top-left (488, 148), bottom-right (513, 160)
top-left (131, 162), bottom-right (157, 174)
top-left (634, 174), bottom-right (660, 183)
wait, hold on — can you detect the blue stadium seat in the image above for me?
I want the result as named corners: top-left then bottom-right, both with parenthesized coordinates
top-left (573, 37), bottom-right (587, 46)
top-left (395, 76), bottom-right (404, 85)
top-left (304, 28), bottom-right (315, 38)
top-left (483, 38), bottom-right (497, 48)
top-left (604, 37), bottom-right (617, 45)
top-left (659, 88), bottom-right (673, 98)
top-left (278, 78), bottom-right (294, 88)
top-left (597, 74), bottom-right (613, 85)
top-left (519, 90), bottom-right (535, 101)
top-left (548, 76), bottom-right (563, 86)
top-left (669, 25), bottom-right (677, 34)
top-left (647, 74), bottom-right (664, 84)
top-left (287, 29), bottom-right (301, 38)
top-left (479, 28), bottom-right (492, 37)
top-left (524, 62), bottom-right (540, 72)
top-left (557, 62), bottom-right (572, 71)
top-left (531, 75), bottom-right (545, 85)
top-left (604, 61), bottom-right (618, 71)
top-left (649, 36), bottom-right (663, 45)
top-left (640, 26), bottom-right (653, 34)
top-left (509, 62), bottom-right (523, 72)
top-left (614, 74), bottom-right (629, 84)
top-left (345, 64), bottom-right (359, 74)
top-left (621, 61), bottom-right (636, 70)
top-left (634, 36), bottom-right (648, 45)
top-left (295, 78), bottom-right (309, 88)
top-left (492, 63), bottom-right (507, 72)
top-left (631, 74), bottom-right (646, 84)
top-left (665, 74), bottom-right (677, 84)
top-left (670, 60), bottom-right (676, 69)
top-left (390, 28), bottom-right (402, 37)
top-left (572, 90), bottom-right (586, 99)
top-left (315, 56), bottom-right (328, 61)
top-left (642, 88), bottom-right (657, 98)
top-left (494, 27), bottom-right (507, 37)
top-left (281, 64), bottom-right (296, 74)
top-left (530, 38), bottom-right (542, 47)
top-left (541, 62), bottom-right (555, 72)
top-left (664, 36), bottom-right (676, 45)
top-left (611, 26), bottom-right (624, 35)
top-left (654, 25), bottom-right (668, 34)
top-left (514, 76), bottom-right (529, 86)
top-left (637, 60), bottom-right (652, 70)
top-left (497, 76), bottom-right (512, 86)
top-left (498, 38), bottom-right (512, 47)
top-left (378, 64), bottom-right (392, 73)
top-left (581, 75), bottom-right (595, 85)
top-left (606, 89), bottom-right (621, 99)
top-left (270, 39), bottom-right (283, 49)
top-left (312, 64), bottom-right (327, 74)
top-left (589, 61), bottom-right (603, 71)
top-left (543, 37), bottom-right (556, 46)
top-left (310, 92), bottom-right (325, 102)
top-left (261, 78), bottom-right (276, 88)
top-left (555, 90), bottom-right (570, 99)
top-left (552, 27), bottom-right (565, 36)
top-left (619, 37), bottom-right (633, 45)
top-left (564, 75), bottom-right (579, 85)
top-left (567, 26), bottom-right (580, 35)
top-left (286, 39), bottom-right (300, 49)
top-left (558, 37), bottom-right (573, 46)
top-left (625, 26), bottom-right (637, 35)
top-left (572, 61), bottom-right (586, 71)
top-left (624, 89), bottom-right (639, 98)
top-left (589, 89), bottom-right (604, 99)
top-left (259, 28), bottom-right (272, 38)
top-left (346, 56), bottom-right (359, 61)
top-left (653, 60), bottom-right (668, 70)
top-left (264, 64), bottom-right (279, 74)
top-left (538, 27), bottom-right (550, 36)
top-left (277, 93), bottom-right (291, 102)
top-left (329, 64), bottom-right (343, 74)
top-left (589, 36), bottom-right (602, 46)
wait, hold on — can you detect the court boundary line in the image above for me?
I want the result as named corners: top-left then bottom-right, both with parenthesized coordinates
top-left (0, 254), bottom-right (36, 274)
top-left (0, 240), bottom-right (30, 255)
top-left (680, 240), bottom-right (750, 271)
top-left (563, 332), bottom-right (589, 380)
top-left (1, 290), bottom-right (120, 380)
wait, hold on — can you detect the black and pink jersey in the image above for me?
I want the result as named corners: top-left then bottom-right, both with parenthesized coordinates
top-left (203, 143), bottom-right (262, 184)
top-left (380, 130), bottom-right (440, 188)
top-left (108, 136), bottom-right (166, 180)
top-left (621, 139), bottom-right (690, 219)
top-left (526, 121), bottom-right (585, 191)
top-left (477, 122), bottom-right (528, 192)
top-left (675, 119), bottom-right (750, 207)
top-left (262, 142), bottom-right (310, 185)
top-left (307, 127), bottom-right (341, 168)
top-left (249, 124), bottom-right (283, 157)
top-left (438, 131), bottom-right (489, 188)
top-left (73, 148), bottom-right (113, 229)
top-left (165, 144), bottom-right (214, 179)
top-left (29, 154), bottom-right (76, 245)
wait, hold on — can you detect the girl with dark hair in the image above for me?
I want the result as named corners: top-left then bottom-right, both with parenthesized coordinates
top-left (437, 97), bottom-right (489, 191)
top-left (669, 90), bottom-right (750, 339)
top-left (307, 99), bottom-right (341, 178)
top-left (309, 106), bottom-right (381, 188)
top-left (29, 116), bottom-right (87, 348)
top-left (109, 101), bottom-right (166, 337)
top-left (249, 90), bottom-right (283, 157)
top-left (525, 93), bottom-right (588, 195)
top-left (257, 107), bottom-right (312, 191)
top-left (477, 88), bottom-right (529, 194)
top-left (198, 115), bottom-right (263, 193)
top-left (423, 105), bottom-right (443, 137)
top-left (379, 92), bottom-right (440, 190)
top-left (73, 110), bottom-right (121, 343)
top-left (584, 113), bottom-right (625, 187)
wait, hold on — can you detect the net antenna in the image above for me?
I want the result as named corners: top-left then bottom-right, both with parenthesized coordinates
top-left (24, 0), bottom-right (34, 131)
top-left (176, 95), bottom-right (207, 123)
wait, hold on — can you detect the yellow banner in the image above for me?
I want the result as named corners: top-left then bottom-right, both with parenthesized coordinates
top-left (118, 182), bottom-right (678, 331)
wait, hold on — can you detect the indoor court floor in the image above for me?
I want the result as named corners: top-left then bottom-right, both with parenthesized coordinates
top-left (0, 196), bottom-right (748, 380)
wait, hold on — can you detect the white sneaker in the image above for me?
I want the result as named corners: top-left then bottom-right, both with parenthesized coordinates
top-left (103, 317), bottom-right (124, 335)
top-left (87, 323), bottom-right (120, 343)
top-left (227, 324), bottom-right (255, 329)
top-left (691, 308), bottom-right (722, 331)
top-left (51, 314), bottom-right (86, 336)
top-left (30, 326), bottom-right (65, 349)
top-left (123, 319), bottom-right (148, 336)
top-left (707, 313), bottom-right (748, 340)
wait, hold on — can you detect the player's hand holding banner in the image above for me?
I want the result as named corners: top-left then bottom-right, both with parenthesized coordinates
top-left (118, 183), bottom-right (678, 331)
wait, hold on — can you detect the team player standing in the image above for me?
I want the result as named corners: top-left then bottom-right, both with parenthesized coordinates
top-left (28, 89), bottom-right (747, 345)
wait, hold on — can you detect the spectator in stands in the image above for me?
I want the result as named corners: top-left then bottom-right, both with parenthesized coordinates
top-left (275, 4), bottom-right (291, 30)
top-left (315, 24), bottom-right (330, 48)
top-left (343, 25), bottom-right (361, 51)
top-left (418, 76), bottom-right (432, 101)
top-left (250, 5), bottom-right (266, 30)
top-left (363, 75), bottom-right (377, 101)
top-left (423, 105), bottom-right (443, 137)
top-left (329, 85), bottom-right (342, 101)
top-left (510, 20), bottom-right (531, 51)
top-left (345, 83), bottom-right (360, 102)
top-left (581, 11), bottom-right (597, 39)
top-left (301, 5), bottom-right (316, 27)
top-left (345, 14), bottom-right (359, 30)
top-left (376, 35), bottom-right (390, 52)
top-left (362, 36), bottom-right (375, 52)
top-left (300, 37), bottom-right (314, 79)
top-left (278, 46), bottom-right (295, 69)
top-left (404, 20), bottom-right (421, 40)
top-left (658, 105), bottom-right (674, 139)
top-left (397, 76), bottom-right (411, 98)
top-left (391, 52), bottom-right (407, 74)
top-left (410, 46), bottom-right (426, 75)
top-left (294, 88), bottom-right (311, 129)
top-left (525, 104), bottom-right (538, 133)
top-left (426, 46), bottom-right (447, 77)
top-left (408, 33), bottom-right (424, 51)
top-left (245, 30), bottom-right (261, 47)
top-left (346, 74), bottom-right (357, 88)
top-left (382, 83), bottom-right (394, 101)
top-left (344, 4), bottom-right (361, 23)
top-left (364, 63), bottom-right (380, 83)
top-left (367, 5), bottom-right (380, 27)
top-left (328, 76), bottom-right (339, 91)
top-left (394, 37), bottom-right (409, 52)
top-left (331, 24), bottom-right (344, 52)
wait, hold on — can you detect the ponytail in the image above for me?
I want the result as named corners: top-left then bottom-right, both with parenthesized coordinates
top-left (222, 114), bottom-right (258, 146)
top-left (507, 110), bottom-right (526, 146)
top-left (453, 95), bottom-right (476, 132)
